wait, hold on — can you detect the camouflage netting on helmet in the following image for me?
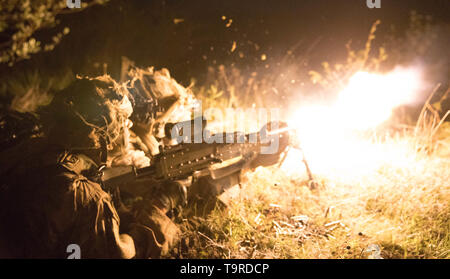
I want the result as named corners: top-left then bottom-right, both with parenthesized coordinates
top-left (33, 67), bottom-right (196, 167)
top-left (127, 67), bottom-right (196, 129)
top-left (124, 67), bottom-right (197, 156)
top-left (41, 74), bottom-right (132, 151)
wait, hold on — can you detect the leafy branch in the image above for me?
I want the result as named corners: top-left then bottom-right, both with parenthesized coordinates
top-left (0, 0), bottom-right (108, 66)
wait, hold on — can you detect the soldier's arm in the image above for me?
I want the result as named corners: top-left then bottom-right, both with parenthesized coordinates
top-left (45, 170), bottom-right (135, 258)
top-left (48, 168), bottom-right (171, 258)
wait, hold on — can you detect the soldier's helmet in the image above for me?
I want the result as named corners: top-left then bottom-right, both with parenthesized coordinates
top-left (127, 67), bottom-right (196, 136)
top-left (123, 67), bottom-right (196, 156)
top-left (42, 75), bottom-right (132, 152)
top-left (42, 67), bottom-right (196, 160)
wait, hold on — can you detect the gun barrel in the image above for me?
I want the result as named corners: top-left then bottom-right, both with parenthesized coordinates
top-left (266, 125), bottom-right (292, 135)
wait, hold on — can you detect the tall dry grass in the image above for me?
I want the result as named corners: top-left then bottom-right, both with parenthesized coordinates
top-left (178, 16), bottom-right (450, 259)
top-left (178, 97), bottom-right (449, 258)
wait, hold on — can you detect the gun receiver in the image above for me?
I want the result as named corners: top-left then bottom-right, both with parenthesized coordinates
top-left (100, 121), bottom-right (291, 190)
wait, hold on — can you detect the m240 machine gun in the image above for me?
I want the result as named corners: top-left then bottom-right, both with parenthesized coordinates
top-left (100, 120), bottom-right (292, 190)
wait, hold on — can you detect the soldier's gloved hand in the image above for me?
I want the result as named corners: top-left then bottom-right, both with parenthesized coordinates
top-left (145, 180), bottom-right (187, 215)
top-left (128, 204), bottom-right (180, 258)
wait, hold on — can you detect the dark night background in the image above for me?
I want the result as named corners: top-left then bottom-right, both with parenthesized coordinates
top-left (0, 0), bottom-right (448, 96)
top-left (0, 0), bottom-right (449, 260)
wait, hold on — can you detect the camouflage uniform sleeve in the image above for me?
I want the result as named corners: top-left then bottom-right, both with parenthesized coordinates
top-left (46, 169), bottom-right (137, 258)
top-left (117, 179), bottom-right (183, 258)
top-left (48, 153), bottom-right (174, 258)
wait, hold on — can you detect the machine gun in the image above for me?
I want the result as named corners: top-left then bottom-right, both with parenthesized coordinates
top-left (100, 120), bottom-right (292, 190)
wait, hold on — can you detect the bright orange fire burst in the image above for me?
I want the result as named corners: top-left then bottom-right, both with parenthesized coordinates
top-left (284, 67), bottom-right (423, 179)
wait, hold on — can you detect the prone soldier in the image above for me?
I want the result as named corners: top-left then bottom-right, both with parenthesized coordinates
top-left (0, 67), bottom-right (290, 258)
top-left (0, 71), bottom-right (186, 258)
